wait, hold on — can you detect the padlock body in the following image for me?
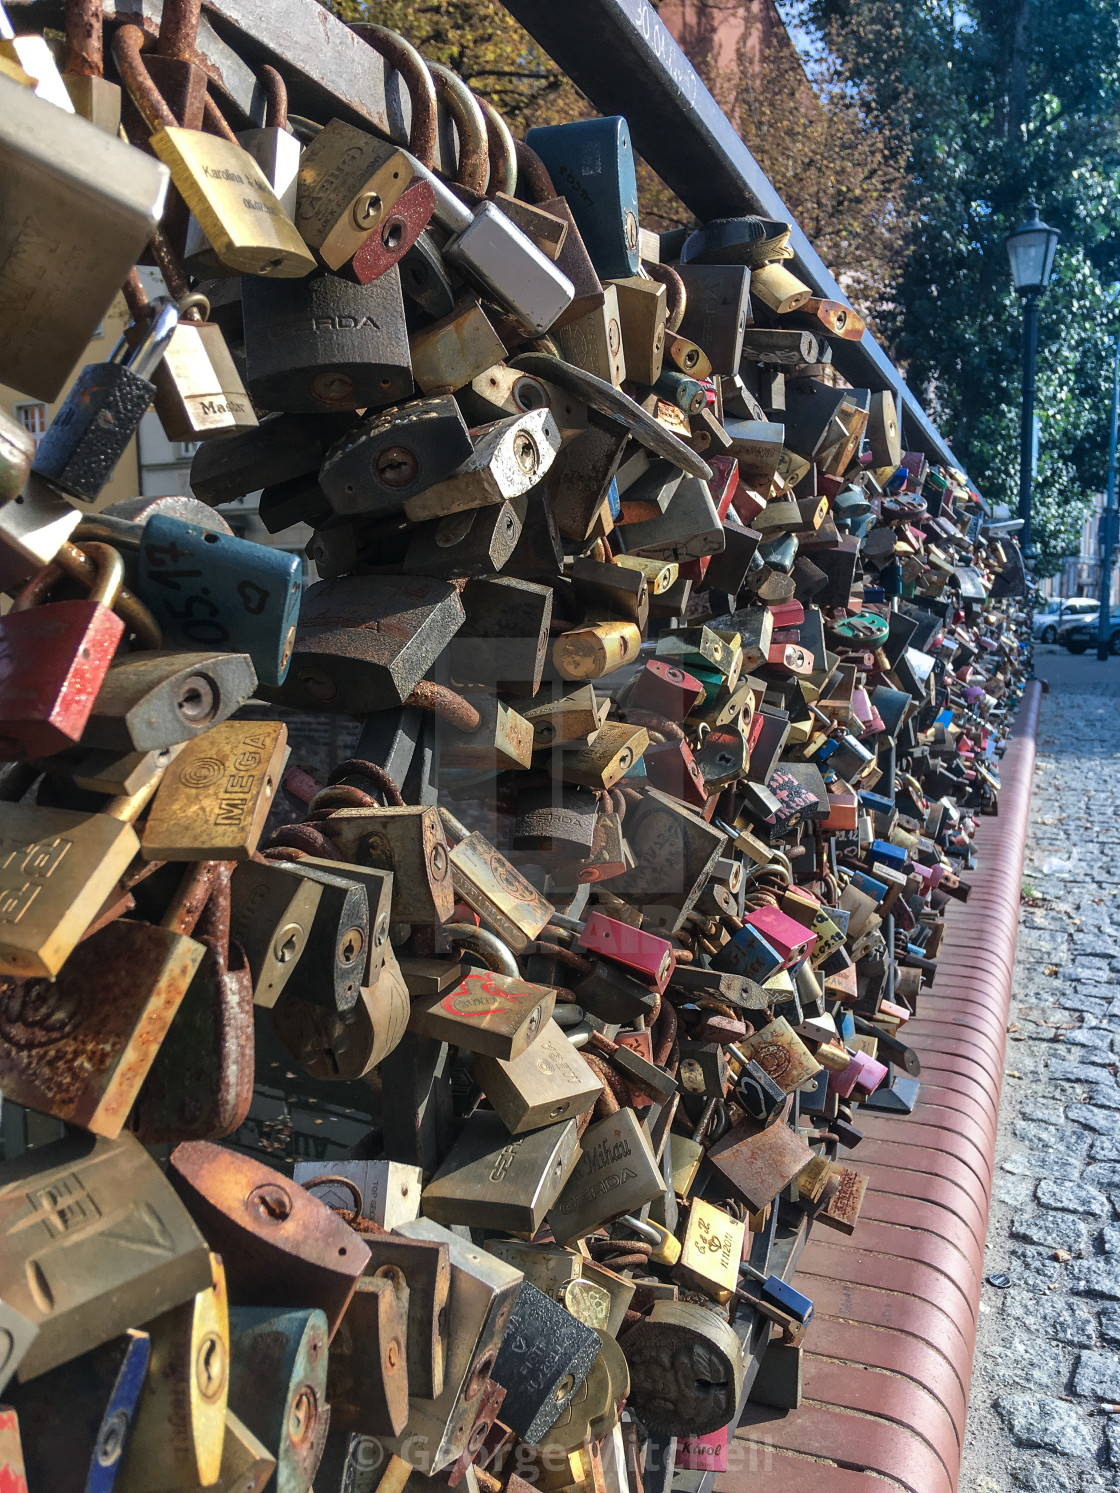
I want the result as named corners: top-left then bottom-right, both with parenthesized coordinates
top-left (0, 600), bottom-right (124, 759)
top-left (135, 515), bottom-right (302, 687)
top-left (243, 268), bottom-right (413, 414)
top-left (32, 364), bottom-right (156, 508)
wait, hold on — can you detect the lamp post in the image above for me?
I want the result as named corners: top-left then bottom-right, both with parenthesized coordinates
top-left (1098, 330), bottom-right (1120, 660)
top-left (1005, 201), bottom-right (1060, 560)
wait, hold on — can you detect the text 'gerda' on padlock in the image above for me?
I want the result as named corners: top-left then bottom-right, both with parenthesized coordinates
top-left (31, 300), bottom-right (179, 511)
top-left (422, 1110), bottom-right (580, 1237)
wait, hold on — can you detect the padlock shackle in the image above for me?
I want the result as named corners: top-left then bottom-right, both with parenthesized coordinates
top-left (112, 23), bottom-right (178, 132)
top-left (54, 541), bottom-right (162, 649)
top-left (426, 61), bottom-right (488, 195)
top-left (646, 261), bottom-right (687, 333)
top-left (443, 923), bottom-right (519, 979)
top-left (64, 0), bottom-right (103, 78)
top-left (122, 296), bottom-right (180, 383)
top-left (156, 0), bottom-right (201, 64)
top-left (478, 97), bottom-right (517, 200)
top-left (437, 805), bottom-right (469, 845)
top-left (514, 140), bottom-right (556, 205)
top-left (202, 90), bottom-right (240, 146)
top-left (259, 64), bottom-right (288, 131)
top-left (349, 23), bottom-right (437, 169)
top-left (72, 540), bottom-right (125, 611)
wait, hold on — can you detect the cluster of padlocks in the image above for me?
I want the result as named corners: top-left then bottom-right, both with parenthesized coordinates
top-left (0, 1), bottom-right (1030, 1490)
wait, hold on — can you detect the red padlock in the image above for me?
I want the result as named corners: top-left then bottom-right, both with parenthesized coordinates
top-left (350, 176), bottom-right (435, 284)
top-left (629, 659), bottom-right (705, 721)
top-left (0, 541), bottom-right (154, 760)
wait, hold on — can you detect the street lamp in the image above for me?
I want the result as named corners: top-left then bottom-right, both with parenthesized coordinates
top-left (1006, 201), bottom-right (1060, 559)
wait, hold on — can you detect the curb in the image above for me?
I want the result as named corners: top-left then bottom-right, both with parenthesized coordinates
top-left (725, 679), bottom-right (1043, 1492)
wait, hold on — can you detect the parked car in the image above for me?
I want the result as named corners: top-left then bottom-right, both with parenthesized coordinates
top-left (1032, 597), bottom-right (1098, 643)
top-left (1064, 611), bottom-right (1120, 654)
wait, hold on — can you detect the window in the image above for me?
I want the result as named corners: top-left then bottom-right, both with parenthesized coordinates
top-left (13, 402), bottom-right (48, 447)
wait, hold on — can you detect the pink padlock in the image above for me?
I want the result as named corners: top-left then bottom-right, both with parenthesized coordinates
top-left (577, 911), bottom-right (675, 993)
top-left (744, 904), bottom-right (817, 968)
top-left (676, 1423), bottom-right (729, 1472)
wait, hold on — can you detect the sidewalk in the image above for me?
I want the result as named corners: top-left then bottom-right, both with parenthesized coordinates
top-left (960, 648), bottom-right (1120, 1493)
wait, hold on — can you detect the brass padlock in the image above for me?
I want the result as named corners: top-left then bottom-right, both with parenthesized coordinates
top-left (321, 806), bottom-right (455, 925)
top-left (356, 1232), bottom-right (451, 1402)
top-left (422, 1111), bottom-right (580, 1236)
top-left (116, 1253), bottom-right (229, 1492)
top-left (0, 1130), bottom-right (212, 1382)
top-left (474, 1018), bottom-right (603, 1133)
top-left (327, 1259), bottom-right (411, 1438)
top-left (548, 1109), bottom-right (665, 1244)
top-left (409, 968), bottom-right (556, 1059)
top-left (439, 808), bottom-right (554, 954)
top-left (271, 940), bottom-right (409, 1081)
top-left (674, 1200), bottom-right (746, 1303)
top-left (621, 1301), bottom-right (742, 1436)
top-left (294, 118), bottom-right (416, 271)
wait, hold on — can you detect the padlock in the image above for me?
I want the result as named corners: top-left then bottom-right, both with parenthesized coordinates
top-left (621, 1301), bottom-right (742, 1437)
top-left (229, 858), bottom-right (321, 1009)
top-left (0, 69), bottom-right (169, 403)
top-left (113, 23), bottom-right (313, 278)
top-left (733, 1015), bottom-right (822, 1092)
top-left (7, 1325), bottom-right (149, 1492)
top-left (447, 574), bottom-right (553, 695)
top-left (168, 1142), bottom-right (372, 1338)
top-left (608, 274), bottom-right (668, 385)
top-left (0, 541), bottom-right (133, 761)
top-left (675, 265), bottom-right (751, 375)
top-left (557, 285), bottom-right (628, 387)
top-left (437, 814), bottom-right (552, 954)
top-left (571, 556), bottom-right (649, 627)
top-left (134, 514), bottom-right (301, 687)
top-left (31, 299), bottom-right (180, 510)
top-left (140, 720), bottom-right (287, 861)
top-left (553, 621), bottom-right (642, 682)
top-left (0, 782), bottom-right (163, 980)
top-left (402, 409), bottom-right (561, 523)
top-left (674, 1200), bottom-right (745, 1303)
top-left (406, 158), bottom-right (575, 335)
top-left (513, 786), bottom-right (599, 857)
top-left (0, 478), bottom-right (82, 598)
top-left (279, 575), bottom-right (464, 714)
top-left (227, 1308), bottom-right (329, 1493)
top-left (271, 940), bottom-right (409, 1081)
top-left (293, 1161), bottom-right (422, 1230)
top-left (490, 1283), bottom-right (601, 1445)
top-left (555, 722), bottom-right (648, 790)
top-left (0, 858), bottom-right (211, 1136)
top-left (356, 1232), bottom-right (451, 1402)
top-left (574, 960), bottom-right (659, 1026)
top-left (548, 1109), bottom-right (665, 1244)
top-left (0, 1130), bottom-right (212, 1381)
top-left (575, 912), bottom-right (674, 992)
top-left (628, 660), bottom-right (705, 721)
top-left (259, 862), bottom-right (369, 1016)
top-left (242, 268), bottom-right (413, 414)
top-left (294, 117), bottom-right (418, 271)
top-left (705, 1113), bottom-right (814, 1212)
top-left (525, 118), bottom-right (640, 280)
top-left (0, 408), bottom-right (33, 502)
top-left (319, 804), bottom-right (455, 925)
top-left (410, 297), bottom-right (508, 395)
top-left (320, 397), bottom-right (474, 516)
top-left (735, 1057), bottom-right (786, 1125)
top-left (326, 1260), bottom-right (411, 1438)
top-left (422, 1111), bottom-right (580, 1236)
top-left (115, 1253), bottom-right (229, 1492)
top-left (388, 1218), bottom-right (523, 1475)
top-left (408, 968), bottom-right (556, 1059)
top-left (474, 1018), bottom-right (603, 1133)
top-left (438, 693), bottom-right (534, 770)
top-left (131, 863), bottom-right (255, 1143)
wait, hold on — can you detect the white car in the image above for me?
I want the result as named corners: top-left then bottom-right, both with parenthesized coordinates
top-left (1032, 598), bottom-right (1098, 643)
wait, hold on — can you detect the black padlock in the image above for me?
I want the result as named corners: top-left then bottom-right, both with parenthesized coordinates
top-left (319, 395), bottom-right (473, 516)
top-left (404, 501), bottom-right (523, 579)
top-left (490, 1282), bottom-right (601, 1445)
top-left (735, 1057), bottom-right (786, 1126)
top-left (243, 268), bottom-right (413, 414)
top-left (513, 785), bottom-right (599, 856)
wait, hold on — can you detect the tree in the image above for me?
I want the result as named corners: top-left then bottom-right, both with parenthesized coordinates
top-left (799, 0), bottom-right (1120, 572)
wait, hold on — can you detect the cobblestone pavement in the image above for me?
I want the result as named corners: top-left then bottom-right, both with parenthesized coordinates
top-left (959, 649), bottom-right (1120, 1492)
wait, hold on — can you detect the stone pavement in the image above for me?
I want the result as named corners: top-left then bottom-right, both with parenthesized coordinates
top-left (959, 649), bottom-right (1120, 1492)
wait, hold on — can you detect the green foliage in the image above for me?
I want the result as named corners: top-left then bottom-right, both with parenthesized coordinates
top-left (795, 0), bottom-right (1120, 572)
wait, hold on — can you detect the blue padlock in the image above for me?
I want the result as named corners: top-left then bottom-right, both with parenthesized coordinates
top-left (870, 838), bottom-right (908, 871)
top-left (135, 514), bottom-right (303, 687)
top-left (714, 922), bottom-right (783, 982)
top-left (740, 1262), bottom-right (814, 1325)
top-left (858, 790), bottom-right (894, 817)
top-left (524, 117), bottom-right (640, 280)
top-left (848, 869), bottom-right (889, 903)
